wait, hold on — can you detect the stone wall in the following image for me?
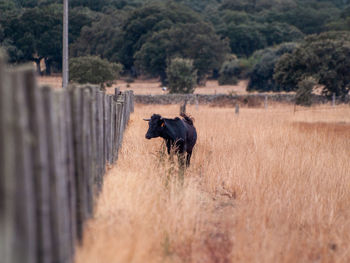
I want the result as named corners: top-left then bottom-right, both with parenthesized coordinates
top-left (135, 93), bottom-right (329, 106)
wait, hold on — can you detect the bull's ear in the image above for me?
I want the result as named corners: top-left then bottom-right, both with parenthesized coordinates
top-left (160, 119), bottom-right (165, 127)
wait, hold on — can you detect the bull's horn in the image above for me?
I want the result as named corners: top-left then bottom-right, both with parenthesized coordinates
top-left (143, 118), bottom-right (151, 121)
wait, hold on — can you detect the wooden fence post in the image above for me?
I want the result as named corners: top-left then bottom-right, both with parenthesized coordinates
top-left (42, 87), bottom-right (71, 263)
top-left (24, 73), bottom-right (52, 263)
top-left (11, 68), bottom-right (38, 263)
top-left (130, 90), bottom-right (135, 113)
top-left (117, 93), bottom-right (125, 147)
top-left (110, 97), bottom-right (116, 164)
top-left (95, 91), bottom-right (105, 192)
top-left (62, 88), bottom-right (77, 260)
top-left (104, 95), bottom-right (111, 165)
top-left (0, 57), bottom-right (135, 263)
top-left (0, 54), bottom-right (16, 263)
top-left (69, 86), bottom-right (87, 241)
top-left (81, 88), bottom-right (94, 218)
top-left (113, 100), bottom-right (123, 162)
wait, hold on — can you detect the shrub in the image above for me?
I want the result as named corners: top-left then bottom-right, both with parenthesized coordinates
top-left (166, 58), bottom-right (197, 94)
top-left (218, 55), bottom-right (257, 85)
top-left (218, 59), bottom-right (240, 85)
top-left (295, 77), bottom-right (317, 106)
top-left (247, 42), bottom-right (298, 92)
top-left (69, 56), bottom-right (123, 86)
top-left (274, 32), bottom-right (350, 99)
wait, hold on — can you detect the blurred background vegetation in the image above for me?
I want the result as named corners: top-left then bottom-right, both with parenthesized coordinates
top-left (1, 0), bottom-right (349, 98)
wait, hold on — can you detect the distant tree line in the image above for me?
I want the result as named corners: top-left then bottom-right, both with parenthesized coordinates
top-left (0, 0), bottom-right (349, 99)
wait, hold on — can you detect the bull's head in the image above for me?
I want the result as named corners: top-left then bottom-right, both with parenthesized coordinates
top-left (144, 114), bottom-right (165, 139)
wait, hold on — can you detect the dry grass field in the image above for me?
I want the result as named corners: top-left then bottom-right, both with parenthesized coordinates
top-left (74, 103), bottom-right (350, 263)
top-left (38, 76), bottom-right (252, 95)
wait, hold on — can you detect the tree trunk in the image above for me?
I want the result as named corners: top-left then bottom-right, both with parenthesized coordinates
top-left (44, 58), bottom-right (52, 76)
top-left (160, 71), bottom-right (167, 86)
top-left (33, 58), bottom-right (42, 75)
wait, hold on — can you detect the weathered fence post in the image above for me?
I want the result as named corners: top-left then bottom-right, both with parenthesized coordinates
top-left (180, 99), bottom-right (187, 115)
top-left (81, 88), bottom-right (94, 218)
top-left (95, 91), bottom-right (105, 192)
top-left (69, 86), bottom-right (87, 241)
top-left (24, 73), bottom-right (52, 263)
top-left (1, 56), bottom-right (134, 263)
top-left (62, 88), bottom-right (77, 260)
top-left (0, 55), bottom-right (16, 263)
top-left (235, 103), bottom-right (240, 115)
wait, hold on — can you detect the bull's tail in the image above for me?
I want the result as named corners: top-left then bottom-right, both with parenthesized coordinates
top-left (180, 113), bottom-right (194, 126)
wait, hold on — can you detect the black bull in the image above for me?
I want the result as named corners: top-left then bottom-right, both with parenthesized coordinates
top-left (144, 113), bottom-right (197, 167)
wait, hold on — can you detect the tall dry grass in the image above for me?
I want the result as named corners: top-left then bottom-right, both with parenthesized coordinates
top-left (75, 104), bottom-right (350, 263)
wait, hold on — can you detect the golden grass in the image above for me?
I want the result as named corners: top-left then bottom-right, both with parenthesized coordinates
top-left (75, 104), bottom-right (350, 263)
top-left (38, 76), bottom-right (253, 95)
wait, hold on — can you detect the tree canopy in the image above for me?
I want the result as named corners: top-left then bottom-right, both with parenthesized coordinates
top-left (274, 31), bottom-right (350, 99)
top-left (0, 0), bottom-right (350, 99)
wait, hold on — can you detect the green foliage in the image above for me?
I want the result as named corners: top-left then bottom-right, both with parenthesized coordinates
top-left (247, 42), bottom-right (298, 92)
top-left (0, 4), bottom-right (63, 73)
top-left (70, 12), bottom-right (125, 63)
top-left (69, 56), bottom-right (122, 85)
top-left (219, 21), bottom-right (303, 57)
top-left (166, 58), bottom-right (197, 94)
top-left (295, 77), bottom-right (317, 106)
top-left (262, 3), bottom-right (340, 34)
top-left (119, 2), bottom-right (202, 69)
top-left (221, 23), bottom-right (266, 57)
top-left (218, 57), bottom-right (252, 85)
top-left (274, 31), bottom-right (350, 99)
top-left (1, 0), bottom-right (350, 82)
top-left (130, 3), bottom-right (229, 83)
top-left (173, 0), bottom-right (221, 12)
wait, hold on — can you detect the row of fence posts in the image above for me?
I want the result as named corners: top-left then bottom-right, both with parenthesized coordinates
top-left (0, 57), bottom-right (134, 263)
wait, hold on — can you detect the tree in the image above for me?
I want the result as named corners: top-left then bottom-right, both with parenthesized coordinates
top-left (295, 77), bottom-right (317, 106)
top-left (119, 2), bottom-right (203, 70)
top-left (70, 12), bottom-right (125, 62)
top-left (3, 4), bottom-right (63, 73)
top-left (173, 0), bottom-right (221, 12)
top-left (262, 4), bottom-right (340, 34)
top-left (218, 57), bottom-right (249, 85)
top-left (247, 43), bottom-right (298, 92)
top-left (125, 3), bottom-right (229, 83)
top-left (222, 23), bottom-right (266, 57)
top-left (69, 56), bottom-right (122, 86)
top-left (274, 32), bottom-right (350, 99)
top-left (166, 57), bottom-right (197, 94)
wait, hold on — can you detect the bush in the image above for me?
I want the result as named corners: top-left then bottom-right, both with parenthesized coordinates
top-left (274, 32), bottom-right (350, 99)
top-left (247, 42), bottom-right (298, 92)
top-left (218, 59), bottom-right (241, 85)
top-left (218, 56), bottom-right (254, 85)
top-left (295, 77), bottom-right (317, 106)
top-left (166, 58), bottom-right (197, 94)
top-left (69, 56), bottom-right (123, 86)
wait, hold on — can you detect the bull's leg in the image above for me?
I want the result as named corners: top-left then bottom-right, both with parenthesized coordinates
top-left (178, 152), bottom-right (186, 185)
top-left (178, 152), bottom-right (185, 169)
top-left (166, 140), bottom-right (172, 155)
top-left (186, 151), bottom-right (192, 167)
top-left (176, 141), bottom-right (186, 184)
